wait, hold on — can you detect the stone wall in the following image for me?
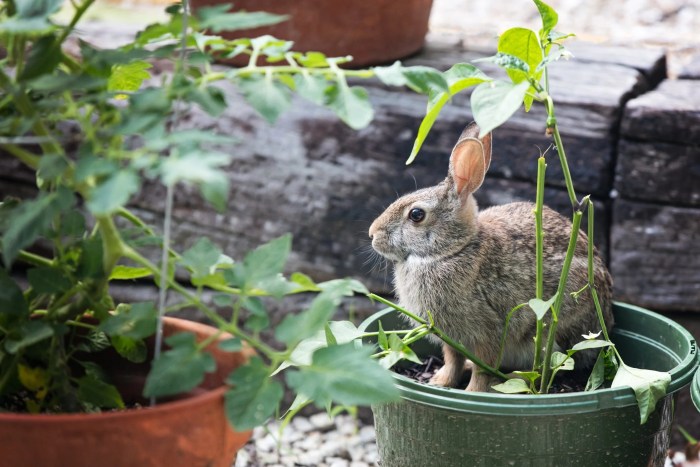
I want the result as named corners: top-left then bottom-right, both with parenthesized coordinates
top-left (1, 40), bottom-right (698, 314)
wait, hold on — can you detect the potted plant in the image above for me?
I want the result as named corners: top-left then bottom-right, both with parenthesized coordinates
top-left (189, 0), bottom-right (435, 67)
top-left (357, 1), bottom-right (700, 465)
top-left (0, 0), bottom-right (448, 464)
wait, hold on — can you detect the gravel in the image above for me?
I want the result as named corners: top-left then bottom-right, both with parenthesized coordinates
top-left (234, 415), bottom-right (378, 467)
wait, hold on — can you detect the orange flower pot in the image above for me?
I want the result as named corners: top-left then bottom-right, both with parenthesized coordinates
top-left (191, 0), bottom-right (434, 67)
top-left (0, 317), bottom-right (255, 467)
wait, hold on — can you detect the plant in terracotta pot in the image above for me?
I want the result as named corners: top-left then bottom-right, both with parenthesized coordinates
top-left (356, 0), bottom-right (699, 465)
top-left (0, 0), bottom-right (455, 464)
top-left (189, 0), bottom-right (435, 67)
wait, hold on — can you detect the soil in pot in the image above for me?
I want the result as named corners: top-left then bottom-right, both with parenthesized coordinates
top-left (395, 354), bottom-right (590, 393)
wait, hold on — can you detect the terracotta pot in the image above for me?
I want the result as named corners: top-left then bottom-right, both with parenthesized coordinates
top-left (0, 317), bottom-right (255, 467)
top-left (191, 0), bottom-right (434, 67)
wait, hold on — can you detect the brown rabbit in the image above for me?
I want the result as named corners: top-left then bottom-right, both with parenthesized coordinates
top-left (368, 123), bottom-right (614, 392)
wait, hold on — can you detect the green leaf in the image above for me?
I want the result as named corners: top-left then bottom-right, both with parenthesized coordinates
top-left (198, 6), bottom-right (288, 33)
top-left (373, 63), bottom-right (449, 96)
top-left (159, 151), bottom-right (231, 212)
top-left (492, 378), bottom-right (533, 394)
top-left (0, 268), bottom-right (28, 319)
top-left (110, 335), bottom-right (147, 363)
top-left (379, 334), bottom-right (422, 369)
top-left (143, 332), bottom-right (216, 397)
top-left (37, 154), bottom-right (68, 182)
top-left (19, 35), bottom-right (62, 81)
top-left (611, 363), bottom-right (671, 424)
top-left (274, 278), bottom-right (368, 346)
top-left (290, 272), bottom-right (321, 292)
top-left (186, 85), bottom-right (227, 117)
top-left (475, 52), bottom-right (530, 74)
top-left (317, 278), bottom-right (369, 296)
top-left (293, 74), bottom-right (328, 105)
top-left (99, 302), bottom-right (157, 340)
top-left (324, 323), bottom-right (337, 346)
top-left (377, 321), bottom-right (388, 350)
top-left (181, 238), bottom-right (223, 280)
top-left (77, 330), bottom-right (111, 353)
top-left (285, 343), bottom-right (399, 407)
top-left (272, 321), bottom-right (362, 375)
top-left (109, 265), bottom-right (153, 280)
top-left (0, 0), bottom-right (63, 34)
top-left (570, 339), bottom-right (613, 352)
top-left (234, 234), bottom-right (291, 290)
top-left (225, 357), bottom-right (283, 430)
top-left (497, 27), bottom-right (543, 110)
top-left (2, 189), bottom-right (75, 266)
top-left (76, 236), bottom-right (104, 280)
top-left (406, 63), bottom-right (490, 164)
top-left (585, 350), bottom-right (606, 392)
top-left (528, 294), bottom-right (557, 321)
top-left (5, 321), bottom-right (54, 354)
top-left (471, 80), bottom-right (529, 137)
top-left (275, 293), bottom-right (336, 346)
top-left (550, 351), bottom-right (574, 371)
top-left (237, 74), bottom-right (292, 123)
top-left (219, 337), bottom-right (242, 352)
top-left (325, 84), bottom-right (374, 130)
top-left (512, 370), bottom-right (541, 385)
top-left (401, 66), bottom-right (450, 95)
top-left (27, 266), bottom-right (72, 295)
top-left (107, 61), bottom-right (152, 96)
top-left (86, 170), bottom-right (139, 215)
top-left (373, 61), bottom-right (408, 86)
top-left (77, 375), bottom-right (125, 409)
top-left (497, 28), bottom-right (543, 82)
top-left (533, 0), bottom-right (559, 40)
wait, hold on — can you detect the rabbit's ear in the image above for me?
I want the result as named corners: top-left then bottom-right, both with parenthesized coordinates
top-left (449, 124), bottom-right (492, 196)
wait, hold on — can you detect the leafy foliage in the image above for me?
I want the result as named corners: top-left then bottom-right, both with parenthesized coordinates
top-left (0, 0), bottom-right (410, 421)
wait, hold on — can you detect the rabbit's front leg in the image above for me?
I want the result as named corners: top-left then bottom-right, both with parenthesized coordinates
top-left (465, 347), bottom-right (500, 392)
top-left (430, 344), bottom-right (465, 387)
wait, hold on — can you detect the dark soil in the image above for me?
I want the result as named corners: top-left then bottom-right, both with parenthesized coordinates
top-left (395, 354), bottom-right (589, 393)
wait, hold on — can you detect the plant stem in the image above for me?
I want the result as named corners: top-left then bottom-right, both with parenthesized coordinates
top-left (544, 98), bottom-right (577, 208)
top-left (587, 201), bottom-right (611, 342)
top-left (17, 250), bottom-right (53, 268)
top-left (368, 294), bottom-right (509, 381)
top-left (538, 205), bottom-right (585, 392)
top-left (121, 246), bottom-right (279, 358)
top-left (0, 69), bottom-right (63, 157)
top-left (95, 215), bottom-right (126, 278)
top-left (532, 156), bottom-right (546, 370)
top-left (0, 144), bottom-right (40, 169)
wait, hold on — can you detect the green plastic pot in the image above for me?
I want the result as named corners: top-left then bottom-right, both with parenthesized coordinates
top-left (692, 366), bottom-right (700, 412)
top-left (360, 302), bottom-right (698, 467)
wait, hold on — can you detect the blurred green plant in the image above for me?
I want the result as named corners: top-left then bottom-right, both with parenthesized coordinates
top-left (0, 0), bottom-right (450, 427)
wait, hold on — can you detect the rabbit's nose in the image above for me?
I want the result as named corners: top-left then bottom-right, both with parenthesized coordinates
top-left (368, 221), bottom-right (379, 239)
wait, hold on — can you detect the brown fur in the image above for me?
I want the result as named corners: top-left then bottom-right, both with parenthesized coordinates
top-left (368, 123), bottom-right (614, 392)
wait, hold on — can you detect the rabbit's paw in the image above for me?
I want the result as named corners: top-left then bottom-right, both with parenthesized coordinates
top-left (429, 364), bottom-right (461, 388)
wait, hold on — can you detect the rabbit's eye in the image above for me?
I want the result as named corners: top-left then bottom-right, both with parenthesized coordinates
top-left (408, 208), bottom-right (426, 223)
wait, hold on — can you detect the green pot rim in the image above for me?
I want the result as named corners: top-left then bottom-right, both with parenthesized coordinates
top-left (360, 301), bottom-right (699, 416)
top-left (692, 365), bottom-right (700, 412)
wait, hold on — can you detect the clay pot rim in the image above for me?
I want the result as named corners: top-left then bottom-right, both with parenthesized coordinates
top-left (0, 386), bottom-right (227, 423)
top-left (1, 317), bottom-right (239, 424)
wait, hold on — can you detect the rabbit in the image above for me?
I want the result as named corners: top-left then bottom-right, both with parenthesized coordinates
top-left (368, 122), bottom-right (614, 392)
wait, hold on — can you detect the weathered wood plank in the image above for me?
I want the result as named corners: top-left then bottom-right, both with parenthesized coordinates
top-left (620, 79), bottom-right (700, 146)
top-left (610, 199), bottom-right (700, 311)
top-left (616, 139), bottom-right (700, 207)
top-left (679, 53), bottom-right (700, 80)
top-left (566, 42), bottom-right (667, 88)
